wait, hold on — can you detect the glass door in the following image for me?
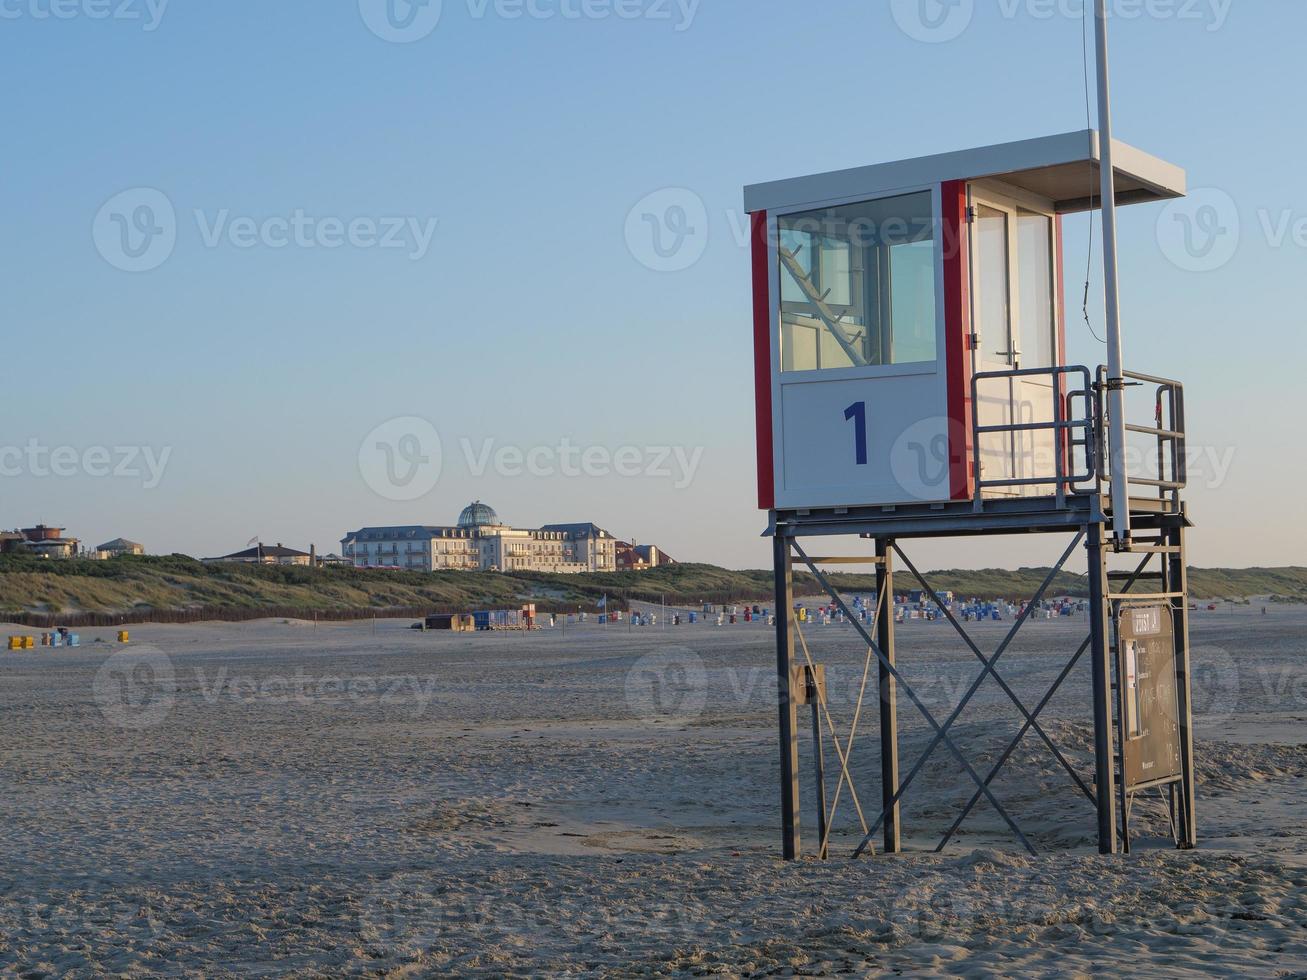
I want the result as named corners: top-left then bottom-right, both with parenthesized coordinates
top-left (970, 201), bottom-right (1018, 491)
top-left (969, 190), bottom-right (1059, 496)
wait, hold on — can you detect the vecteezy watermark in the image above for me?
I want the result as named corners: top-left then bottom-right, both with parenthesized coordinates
top-left (624, 196), bottom-right (963, 274)
top-left (624, 647), bottom-right (707, 726)
top-left (890, 416), bottom-right (959, 500)
top-left (1156, 187), bottom-right (1241, 273)
top-left (93, 645), bottom-right (177, 729)
top-left (93, 188), bottom-right (439, 272)
top-left (885, 415), bottom-right (1236, 496)
top-left (359, 873), bottom-right (706, 959)
top-left (889, 872), bottom-right (982, 941)
top-left (890, 0), bottom-right (1233, 43)
top-left (464, 0), bottom-right (700, 30)
top-left (95, 645), bottom-right (446, 729)
top-left (358, 416), bottom-right (706, 499)
top-left (460, 437), bottom-right (704, 489)
top-left (0, 440), bottom-right (172, 489)
top-left (193, 210), bottom-right (438, 259)
top-left (890, 0), bottom-right (975, 43)
top-left (359, 417), bottom-right (444, 502)
top-left (0, 0), bottom-right (170, 30)
top-left (359, 0), bottom-right (699, 42)
top-left (624, 187), bottom-right (709, 272)
top-left (1158, 188), bottom-right (1307, 273)
top-left (93, 188), bottom-right (177, 273)
top-left (1188, 644), bottom-right (1239, 727)
top-left (358, 0), bottom-right (444, 42)
top-left (194, 667), bottom-right (441, 718)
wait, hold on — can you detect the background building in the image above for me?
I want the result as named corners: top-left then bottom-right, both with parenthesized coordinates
top-left (94, 538), bottom-right (145, 559)
top-left (1, 525), bottom-right (82, 559)
top-left (615, 542), bottom-right (676, 572)
top-left (204, 543), bottom-right (311, 566)
top-left (342, 503), bottom-right (618, 574)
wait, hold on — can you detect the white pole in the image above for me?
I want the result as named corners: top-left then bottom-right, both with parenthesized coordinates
top-left (1094, 0), bottom-right (1132, 548)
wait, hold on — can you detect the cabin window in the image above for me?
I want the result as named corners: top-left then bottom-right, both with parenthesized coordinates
top-left (778, 191), bottom-right (937, 372)
top-left (1017, 211), bottom-right (1055, 369)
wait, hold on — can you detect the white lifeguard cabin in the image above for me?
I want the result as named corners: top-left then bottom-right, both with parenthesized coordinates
top-left (746, 130), bottom-right (1186, 512)
top-left (747, 130), bottom-right (1199, 866)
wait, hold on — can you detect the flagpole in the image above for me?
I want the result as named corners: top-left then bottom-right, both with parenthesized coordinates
top-left (1094, 0), bottom-right (1132, 549)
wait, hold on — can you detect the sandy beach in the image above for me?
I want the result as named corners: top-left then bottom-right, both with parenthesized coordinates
top-left (1, 604), bottom-right (1304, 976)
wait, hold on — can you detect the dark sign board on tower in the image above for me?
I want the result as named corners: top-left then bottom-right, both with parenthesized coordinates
top-left (1117, 604), bottom-right (1184, 791)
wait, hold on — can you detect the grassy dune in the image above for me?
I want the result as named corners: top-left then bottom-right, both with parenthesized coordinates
top-left (0, 555), bottom-right (1301, 619)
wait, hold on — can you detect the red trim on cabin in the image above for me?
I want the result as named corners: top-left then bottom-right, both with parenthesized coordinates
top-left (941, 181), bottom-right (972, 500)
top-left (751, 210), bottom-right (776, 510)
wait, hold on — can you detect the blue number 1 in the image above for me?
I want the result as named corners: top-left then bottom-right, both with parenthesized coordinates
top-left (844, 401), bottom-right (868, 466)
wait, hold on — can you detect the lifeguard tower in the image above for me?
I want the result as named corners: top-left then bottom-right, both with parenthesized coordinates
top-left (746, 128), bottom-right (1198, 860)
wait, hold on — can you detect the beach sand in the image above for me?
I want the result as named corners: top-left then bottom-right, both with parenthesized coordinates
top-left (1, 604), bottom-right (1303, 976)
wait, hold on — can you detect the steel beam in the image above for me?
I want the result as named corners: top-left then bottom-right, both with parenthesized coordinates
top-left (773, 532), bottom-right (801, 860)
top-left (1168, 523), bottom-right (1198, 848)
top-left (875, 538), bottom-right (901, 854)
top-left (1087, 522), bottom-right (1119, 854)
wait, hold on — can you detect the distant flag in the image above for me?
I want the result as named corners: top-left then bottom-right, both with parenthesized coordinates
top-left (247, 536), bottom-right (260, 547)
top-left (598, 595), bottom-right (607, 609)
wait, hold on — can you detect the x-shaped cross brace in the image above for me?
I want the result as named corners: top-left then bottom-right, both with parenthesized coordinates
top-left (790, 539), bottom-right (1037, 856)
top-left (845, 533), bottom-right (1085, 857)
top-left (933, 550), bottom-right (1156, 851)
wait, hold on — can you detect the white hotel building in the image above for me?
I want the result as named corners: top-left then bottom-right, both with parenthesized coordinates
top-left (341, 502), bottom-right (618, 574)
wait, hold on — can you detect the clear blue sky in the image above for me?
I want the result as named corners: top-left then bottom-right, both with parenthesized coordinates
top-left (3, 0), bottom-right (1303, 569)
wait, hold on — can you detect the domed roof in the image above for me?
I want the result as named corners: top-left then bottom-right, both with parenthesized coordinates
top-left (458, 501), bottom-right (501, 528)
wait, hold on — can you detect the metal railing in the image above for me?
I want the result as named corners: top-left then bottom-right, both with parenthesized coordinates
top-left (1096, 367), bottom-right (1187, 513)
top-left (971, 365), bottom-right (1096, 508)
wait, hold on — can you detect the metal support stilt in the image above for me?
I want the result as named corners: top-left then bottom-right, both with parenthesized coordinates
top-left (1115, 598), bottom-right (1132, 855)
top-left (1094, 0), bottom-right (1133, 550)
top-left (1087, 523), bottom-right (1119, 854)
top-left (875, 538), bottom-right (901, 854)
top-left (1168, 522), bottom-right (1198, 848)
top-left (773, 531), bottom-right (801, 860)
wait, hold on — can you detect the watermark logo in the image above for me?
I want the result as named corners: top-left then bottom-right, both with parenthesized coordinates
top-left (193, 211), bottom-right (438, 259)
top-left (624, 647), bottom-right (707, 725)
top-left (624, 187), bottom-right (709, 272)
top-left (890, 416), bottom-right (955, 499)
top-left (1156, 187), bottom-right (1241, 273)
top-left (356, 418), bottom-right (705, 498)
top-left (359, 0), bottom-right (444, 42)
top-left (460, 437), bottom-right (703, 489)
top-left (891, 0), bottom-right (1233, 41)
top-left (889, 872), bottom-right (980, 941)
top-left (0, 0), bottom-right (170, 30)
top-left (358, 872), bottom-right (452, 953)
top-left (891, 0), bottom-right (974, 43)
top-left (359, 0), bottom-right (700, 39)
top-left (93, 644), bottom-right (176, 729)
top-left (93, 188), bottom-right (177, 273)
top-left (1189, 644), bottom-right (1239, 727)
top-left (0, 440), bottom-right (172, 489)
top-left (359, 417), bottom-right (444, 502)
top-left (94, 190), bottom-right (439, 272)
top-left (195, 667), bottom-right (441, 718)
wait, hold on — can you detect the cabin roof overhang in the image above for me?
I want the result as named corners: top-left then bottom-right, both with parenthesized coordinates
top-left (743, 130), bottom-right (1186, 215)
